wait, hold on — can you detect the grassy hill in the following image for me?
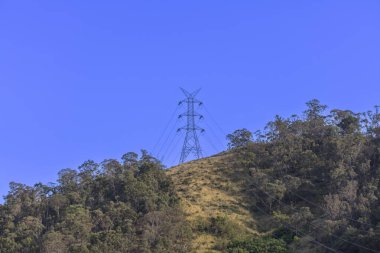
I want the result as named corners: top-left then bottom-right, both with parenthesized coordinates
top-left (167, 153), bottom-right (262, 252)
top-left (165, 102), bottom-right (380, 253)
top-left (1, 101), bottom-right (379, 253)
top-left (167, 132), bottom-right (380, 253)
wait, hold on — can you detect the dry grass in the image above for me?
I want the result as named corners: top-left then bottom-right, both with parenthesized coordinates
top-left (166, 154), bottom-right (260, 252)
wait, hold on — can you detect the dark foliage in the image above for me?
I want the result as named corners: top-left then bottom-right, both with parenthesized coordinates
top-left (2, 99), bottom-right (380, 253)
top-left (0, 151), bottom-right (191, 253)
top-left (226, 237), bottom-right (288, 253)
top-left (228, 100), bottom-right (380, 252)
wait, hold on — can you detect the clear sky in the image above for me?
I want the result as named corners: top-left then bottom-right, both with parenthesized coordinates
top-left (1, 1), bottom-right (380, 200)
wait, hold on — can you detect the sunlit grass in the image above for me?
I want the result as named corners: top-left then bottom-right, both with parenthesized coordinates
top-left (167, 154), bottom-right (260, 252)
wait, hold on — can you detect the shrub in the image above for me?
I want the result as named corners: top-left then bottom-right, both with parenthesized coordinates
top-left (226, 237), bottom-right (288, 253)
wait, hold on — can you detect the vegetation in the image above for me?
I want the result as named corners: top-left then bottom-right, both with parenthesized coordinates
top-left (169, 99), bottom-right (380, 252)
top-left (226, 129), bottom-right (253, 149)
top-left (167, 155), bottom-right (258, 252)
top-left (1, 99), bottom-right (380, 252)
top-left (226, 237), bottom-right (288, 253)
top-left (224, 99), bottom-right (380, 252)
top-left (0, 151), bottom-right (191, 253)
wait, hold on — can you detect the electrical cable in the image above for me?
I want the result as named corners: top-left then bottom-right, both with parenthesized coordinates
top-left (160, 130), bottom-right (180, 163)
top-left (156, 117), bottom-right (180, 158)
top-left (250, 180), bottom-right (380, 253)
top-left (250, 190), bottom-right (342, 253)
top-left (203, 105), bottom-right (227, 137)
top-left (152, 105), bottom-right (181, 155)
top-left (166, 131), bottom-right (185, 166)
top-left (260, 171), bottom-right (374, 229)
top-left (286, 188), bottom-right (374, 228)
top-left (203, 132), bottom-right (219, 155)
top-left (204, 120), bottom-right (225, 151)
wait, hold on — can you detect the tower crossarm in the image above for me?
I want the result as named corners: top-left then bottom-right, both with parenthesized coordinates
top-left (177, 126), bottom-right (205, 132)
top-left (178, 98), bottom-right (203, 105)
top-left (178, 112), bottom-right (203, 118)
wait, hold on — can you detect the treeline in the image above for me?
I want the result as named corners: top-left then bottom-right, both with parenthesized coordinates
top-left (0, 151), bottom-right (191, 253)
top-left (226, 100), bottom-right (380, 252)
top-left (1, 99), bottom-right (380, 253)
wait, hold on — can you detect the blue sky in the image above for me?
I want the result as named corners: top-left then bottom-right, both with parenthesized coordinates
top-left (1, 1), bottom-right (380, 199)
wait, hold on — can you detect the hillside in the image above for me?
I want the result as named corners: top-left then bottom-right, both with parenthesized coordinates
top-left (1, 100), bottom-right (380, 253)
top-left (167, 152), bottom-right (297, 253)
top-left (167, 153), bottom-right (259, 252)
top-left (167, 100), bottom-right (380, 253)
top-left (168, 140), bottom-right (380, 253)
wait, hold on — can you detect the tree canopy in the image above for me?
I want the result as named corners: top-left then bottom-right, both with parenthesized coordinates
top-left (0, 151), bottom-right (191, 253)
top-left (225, 100), bottom-right (380, 252)
top-left (1, 100), bottom-right (380, 252)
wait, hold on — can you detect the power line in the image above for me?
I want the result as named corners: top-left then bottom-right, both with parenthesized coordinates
top-left (250, 191), bottom-right (342, 253)
top-left (202, 132), bottom-right (219, 155)
top-left (165, 131), bottom-right (185, 166)
top-left (204, 120), bottom-right (225, 151)
top-left (156, 117), bottom-right (180, 159)
top-left (203, 105), bottom-right (227, 137)
top-left (160, 131), bottom-right (180, 163)
top-left (287, 188), bottom-right (374, 228)
top-left (374, 105), bottom-right (380, 128)
top-left (261, 171), bottom-right (374, 228)
top-left (152, 104), bottom-right (181, 156)
top-left (250, 179), bottom-right (380, 252)
top-left (154, 89), bottom-right (226, 165)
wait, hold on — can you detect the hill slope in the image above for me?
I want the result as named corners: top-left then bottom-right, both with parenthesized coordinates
top-left (167, 153), bottom-right (261, 252)
top-left (167, 112), bottom-right (380, 252)
top-left (1, 101), bottom-right (380, 253)
top-left (165, 102), bottom-right (380, 253)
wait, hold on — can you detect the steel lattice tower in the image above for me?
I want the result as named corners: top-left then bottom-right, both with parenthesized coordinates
top-left (178, 88), bottom-right (204, 164)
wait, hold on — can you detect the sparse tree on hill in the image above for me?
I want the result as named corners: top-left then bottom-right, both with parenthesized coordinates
top-left (226, 128), bottom-right (253, 149)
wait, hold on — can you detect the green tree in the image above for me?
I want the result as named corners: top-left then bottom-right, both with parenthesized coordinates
top-left (226, 237), bottom-right (288, 253)
top-left (41, 231), bottom-right (68, 253)
top-left (227, 129), bottom-right (253, 149)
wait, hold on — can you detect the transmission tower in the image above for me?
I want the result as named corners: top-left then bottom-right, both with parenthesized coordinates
top-left (178, 88), bottom-right (204, 164)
